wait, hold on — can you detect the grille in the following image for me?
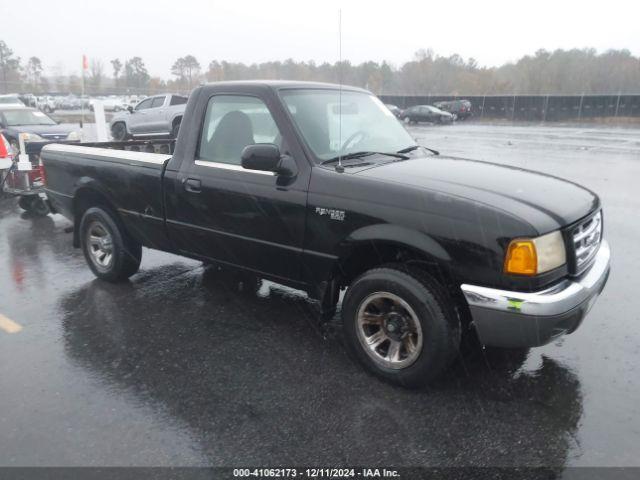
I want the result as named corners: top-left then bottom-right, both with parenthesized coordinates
top-left (572, 210), bottom-right (602, 273)
top-left (41, 133), bottom-right (67, 140)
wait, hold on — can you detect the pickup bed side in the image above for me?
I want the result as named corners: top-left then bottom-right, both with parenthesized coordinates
top-left (42, 143), bottom-right (174, 252)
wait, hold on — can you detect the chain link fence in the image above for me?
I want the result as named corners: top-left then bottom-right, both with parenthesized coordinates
top-left (378, 94), bottom-right (640, 121)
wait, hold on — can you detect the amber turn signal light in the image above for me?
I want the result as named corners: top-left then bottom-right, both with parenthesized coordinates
top-left (504, 240), bottom-right (537, 275)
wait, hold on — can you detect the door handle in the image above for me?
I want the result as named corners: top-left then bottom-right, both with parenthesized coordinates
top-left (182, 178), bottom-right (201, 193)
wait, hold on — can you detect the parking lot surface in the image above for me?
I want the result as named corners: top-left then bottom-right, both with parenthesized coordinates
top-left (0, 123), bottom-right (638, 467)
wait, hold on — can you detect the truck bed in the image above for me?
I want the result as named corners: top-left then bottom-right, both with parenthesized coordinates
top-left (41, 141), bottom-right (175, 251)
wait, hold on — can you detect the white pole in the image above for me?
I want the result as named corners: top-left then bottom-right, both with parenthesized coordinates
top-left (93, 100), bottom-right (109, 142)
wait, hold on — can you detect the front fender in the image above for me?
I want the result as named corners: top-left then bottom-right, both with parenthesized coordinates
top-left (338, 223), bottom-right (451, 263)
top-left (109, 112), bottom-right (130, 131)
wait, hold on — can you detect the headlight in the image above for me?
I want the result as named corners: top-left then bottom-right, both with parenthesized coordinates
top-left (504, 230), bottom-right (566, 275)
top-left (67, 131), bottom-right (81, 141)
top-left (21, 132), bottom-right (44, 141)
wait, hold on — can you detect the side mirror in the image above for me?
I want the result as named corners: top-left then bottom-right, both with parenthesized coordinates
top-left (127, 106), bottom-right (134, 113)
top-left (241, 144), bottom-right (281, 173)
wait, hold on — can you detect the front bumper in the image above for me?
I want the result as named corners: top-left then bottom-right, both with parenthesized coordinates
top-left (461, 240), bottom-right (610, 348)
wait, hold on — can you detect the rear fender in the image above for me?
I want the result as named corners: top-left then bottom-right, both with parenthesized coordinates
top-left (71, 178), bottom-right (119, 247)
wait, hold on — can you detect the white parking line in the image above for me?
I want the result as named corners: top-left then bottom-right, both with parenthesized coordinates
top-left (0, 314), bottom-right (22, 334)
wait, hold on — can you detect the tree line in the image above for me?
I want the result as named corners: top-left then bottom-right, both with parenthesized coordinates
top-left (1, 39), bottom-right (639, 96)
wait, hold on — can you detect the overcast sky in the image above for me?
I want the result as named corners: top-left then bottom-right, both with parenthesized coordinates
top-left (2, 0), bottom-right (639, 77)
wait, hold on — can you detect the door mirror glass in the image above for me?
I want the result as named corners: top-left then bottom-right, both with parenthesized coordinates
top-left (241, 144), bottom-right (281, 172)
top-left (127, 105), bottom-right (134, 113)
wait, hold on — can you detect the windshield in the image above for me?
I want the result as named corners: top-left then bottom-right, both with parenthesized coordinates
top-left (280, 89), bottom-right (416, 162)
top-left (2, 109), bottom-right (56, 126)
top-left (0, 96), bottom-right (23, 105)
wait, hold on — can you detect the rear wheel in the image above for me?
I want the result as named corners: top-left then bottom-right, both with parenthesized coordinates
top-left (18, 196), bottom-right (50, 216)
top-left (111, 122), bottom-right (128, 141)
top-left (342, 266), bottom-right (460, 388)
top-left (171, 118), bottom-right (181, 138)
top-left (80, 206), bottom-right (141, 282)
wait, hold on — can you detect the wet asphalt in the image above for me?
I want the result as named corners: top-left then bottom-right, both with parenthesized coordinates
top-left (0, 123), bottom-right (638, 468)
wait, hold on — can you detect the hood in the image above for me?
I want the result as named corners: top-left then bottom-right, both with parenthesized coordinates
top-left (355, 155), bottom-right (599, 233)
top-left (6, 123), bottom-right (76, 140)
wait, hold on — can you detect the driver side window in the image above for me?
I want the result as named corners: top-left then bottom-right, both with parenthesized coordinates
top-left (198, 95), bottom-right (281, 166)
top-left (135, 98), bottom-right (153, 111)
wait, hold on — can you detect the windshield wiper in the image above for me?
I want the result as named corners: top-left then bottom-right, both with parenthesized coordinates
top-left (321, 150), bottom-right (409, 165)
top-left (398, 145), bottom-right (440, 156)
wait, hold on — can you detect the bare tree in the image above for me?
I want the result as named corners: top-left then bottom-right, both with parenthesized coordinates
top-left (89, 59), bottom-right (104, 93)
top-left (124, 57), bottom-right (150, 91)
top-left (111, 58), bottom-right (122, 89)
top-left (171, 55), bottom-right (201, 89)
top-left (0, 40), bottom-right (21, 93)
top-left (26, 57), bottom-right (43, 92)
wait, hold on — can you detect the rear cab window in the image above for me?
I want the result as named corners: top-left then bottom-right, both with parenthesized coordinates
top-left (170, 96), bottom-right (188, 106)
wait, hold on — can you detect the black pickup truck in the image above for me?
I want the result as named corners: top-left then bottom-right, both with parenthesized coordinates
top-left (41, 81), bottom-right (610, 387)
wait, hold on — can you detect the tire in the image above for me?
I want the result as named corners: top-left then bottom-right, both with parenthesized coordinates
top-left (171, 119), bottom-right (181, 139)
top-left (19, 196), bottom-right (50, 216)
top-left (79, 206), bottom-right (142, 282)
top-left (18, 196), bottom-right (32, 211)
top-left (342, 265), bottom-right (460, 388)
top-left (111, 122), bottom-right (128, 141)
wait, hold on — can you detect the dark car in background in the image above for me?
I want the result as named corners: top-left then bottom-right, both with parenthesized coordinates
top-left (399, 105), bottom-right (454, 125)
top-left (0, 108), bottom-right (80, 153)
top-left (434, 99), bottom-right (472, 120)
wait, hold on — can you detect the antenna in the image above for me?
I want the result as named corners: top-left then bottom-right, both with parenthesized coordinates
top-left (336, 8), bottom-right (344, 173)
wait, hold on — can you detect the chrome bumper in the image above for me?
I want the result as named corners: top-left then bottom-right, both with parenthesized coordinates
top-left (461, 240), bottom-right (610, 348)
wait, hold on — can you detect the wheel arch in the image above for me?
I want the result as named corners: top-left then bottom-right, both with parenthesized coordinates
top-left (71, 181), bottom-right (121, 248)
top-left (110, 119), bottom-right (129, 135)
top-left (319, 224), bottom-right (461, 313)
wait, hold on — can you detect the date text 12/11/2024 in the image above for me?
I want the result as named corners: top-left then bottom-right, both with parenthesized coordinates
top-left (232, 468), bottom-right (400, 478)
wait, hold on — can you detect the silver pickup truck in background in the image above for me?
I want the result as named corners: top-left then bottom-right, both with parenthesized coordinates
top-left (110, 93), bottom-right (188, 141)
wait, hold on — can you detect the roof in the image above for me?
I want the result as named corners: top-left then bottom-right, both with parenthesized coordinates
top-left (201, 80), bottom-right (370, 93)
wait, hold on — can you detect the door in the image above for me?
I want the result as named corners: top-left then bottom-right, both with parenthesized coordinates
top-left (128, 97), bottom-right (154, 134)
top-left (146, 95), bottom-right (168, 133)
top-left (165, 94), bottom-right (308, 282)
top-left (419, 106), bottom-right (432, 122)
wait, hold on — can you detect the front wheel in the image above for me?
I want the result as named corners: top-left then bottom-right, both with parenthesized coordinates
top-left (342, 266), bottom-right (460, 388)
top-left (80, 207), bottom-right (142, 282)
top-left (111, 122), bottom-right (128, 141)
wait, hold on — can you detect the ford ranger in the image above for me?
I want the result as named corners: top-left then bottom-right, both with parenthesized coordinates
top-left (40, 81), bottom-right (610, 387)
